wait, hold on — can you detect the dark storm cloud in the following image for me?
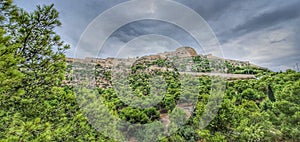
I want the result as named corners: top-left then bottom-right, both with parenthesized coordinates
top-left (100, 19), bottom-right (202, 57)
top-left (105, 20), bottom-right (199, 46)
top-left (221, 1), bottom-right (300, 43)
top-left (175, 0), bottom-right (240, 21)
top-left (234, 3), bottom-right (300, 32)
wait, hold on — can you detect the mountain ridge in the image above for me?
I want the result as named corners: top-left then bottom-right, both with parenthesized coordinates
top-left (67, 47), bottom-right (267, 71)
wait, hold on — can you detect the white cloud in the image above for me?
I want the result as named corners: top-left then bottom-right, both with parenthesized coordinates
top-left (116, 34), bottom-right (182, 58)
top-left (222, 25), bottom-right (297, 71)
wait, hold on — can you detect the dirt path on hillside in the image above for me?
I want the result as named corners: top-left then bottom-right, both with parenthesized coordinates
top-left (179, 72), bottom-right (256, 80)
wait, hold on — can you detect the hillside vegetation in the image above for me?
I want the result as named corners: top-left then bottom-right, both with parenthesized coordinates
top-left (0, 1), bottom-right (299, 142)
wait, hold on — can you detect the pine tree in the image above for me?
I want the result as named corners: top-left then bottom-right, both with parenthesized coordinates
top-left (1, 1), bottom-right (69, 115)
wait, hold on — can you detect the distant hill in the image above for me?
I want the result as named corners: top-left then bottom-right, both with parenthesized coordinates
top-left (67, 47), bottom-right (267, 71)
top-left (65, 47), bottom-right (270, 88)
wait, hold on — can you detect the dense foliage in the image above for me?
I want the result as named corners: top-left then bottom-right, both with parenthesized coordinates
top-left (0, 1), bottom-right (299, 142)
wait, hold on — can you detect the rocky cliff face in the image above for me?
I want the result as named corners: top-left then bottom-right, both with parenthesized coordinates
top-left (67, 47), bottom-right (197, 66)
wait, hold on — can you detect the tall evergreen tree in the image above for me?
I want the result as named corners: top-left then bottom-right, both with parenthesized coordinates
top-left (2, 0), bottom-right (68, 111)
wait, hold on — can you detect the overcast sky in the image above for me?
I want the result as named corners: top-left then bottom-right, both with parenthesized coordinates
top-left (14, 0), bottom-right (300, 71)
